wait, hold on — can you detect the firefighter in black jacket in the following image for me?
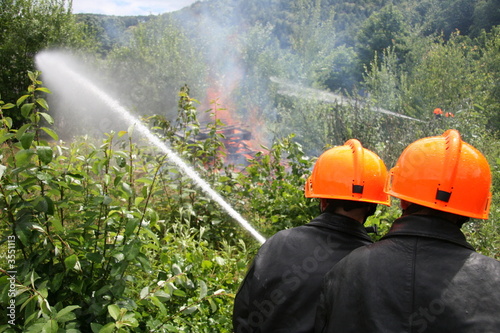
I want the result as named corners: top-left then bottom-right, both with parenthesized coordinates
top-left (315, 129), bottom-right (500, 332)
top-left (232, 139), bottom-right (390, 332)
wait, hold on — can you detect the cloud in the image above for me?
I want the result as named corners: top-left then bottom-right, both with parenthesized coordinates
top-left (72, 0), bottom-right (198, 16)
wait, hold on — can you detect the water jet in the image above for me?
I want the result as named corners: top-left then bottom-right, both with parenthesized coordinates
top-left (36, 51), bottom-right (266, 245)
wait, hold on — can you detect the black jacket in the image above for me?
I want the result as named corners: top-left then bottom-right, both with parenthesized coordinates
top-left (233, 208), bottom-right (373, 333)
top-left (315, 214), bottom-right (500, 333)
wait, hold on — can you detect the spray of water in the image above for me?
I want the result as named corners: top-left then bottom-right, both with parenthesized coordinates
top-left (36, 51), bottom-right (266, 245)
top-left (270, 77), bottom-right (424, 122)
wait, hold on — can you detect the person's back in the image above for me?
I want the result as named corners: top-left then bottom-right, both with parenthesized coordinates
top-left (315, 129), bottom-right (500, 332)
top-left (233, 207), bottom-right (373, 332)
top-left (316, 214), bottom-right (500, 333)
top-left (233, 139), bottom-right (390, 332)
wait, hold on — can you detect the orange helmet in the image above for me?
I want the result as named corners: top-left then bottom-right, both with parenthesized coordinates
top-left (385, 129), bottom-right (492, 219)
top-left (305, 139), bottom-right (390, 206)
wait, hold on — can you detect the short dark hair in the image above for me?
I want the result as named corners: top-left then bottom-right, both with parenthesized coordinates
top-left (325, 198), bottom-right (375, 212)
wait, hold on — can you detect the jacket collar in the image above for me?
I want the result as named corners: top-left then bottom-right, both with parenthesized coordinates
top-left (382, 214), bottom-right (474, 250)
top-left (307, 211), bottom-right (373, 242)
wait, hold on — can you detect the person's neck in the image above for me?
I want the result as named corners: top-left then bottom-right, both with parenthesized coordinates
top-left (321, 200), bottom-right (366, 224)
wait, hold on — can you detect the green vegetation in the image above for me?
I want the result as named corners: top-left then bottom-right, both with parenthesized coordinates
top-left (0, 0), bottom-right (499, 331)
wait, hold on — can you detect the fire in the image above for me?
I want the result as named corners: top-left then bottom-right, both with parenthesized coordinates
top-left (199, 79), bottom-right (264, 167)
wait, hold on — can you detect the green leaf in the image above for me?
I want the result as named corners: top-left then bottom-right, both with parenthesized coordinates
top-left (201, 260), bottom-right (213, 270)
top-left (124, 240), bottom-right (140, 260)
top-left (15, 149), bottom-right (35, 167)
top-left (36, 98), bottom-right (49, 110)
top-left (35, 87), bottom-right (52, 94)
top-left (115, 156), bottom-right (126, 168)
top-left (20, 132), bottom-right (35, 149)
top-left (107, 304), bottom-right (120, 321)
top-left (50, 217), bottom-right (64, 232)
top-left (124, 218), bottom-right (139, 237)
top-left (136, 177), bottom-right (153, 184)
top-left (40, 127), bottom-right (58, 140)
top-left (121, 182), bottom-right (133, 197)
top-left (103, 195), bottom-right (112, 206)
top-left (98, 322), bottom-right (116, 333)
top-left (16, 123), bottom-right (31, 139)
top-left (43, 319), bottom-right (59, 333)
top-left (86, 252), bottom-right (103, 263)
top-left (199, 280), bottom-right (208, 299)
top-left (64, 254), bottom-right (78, 272)
top-left (90, 323), bottom-right (102, 333)
top-left (181, 306), bottom-right (197, 315)
top-left (3, 117), bottom-right (13, 129)
top-left (172, 264), bottom-right (182, 275)
top-left (139, 286), bottom-right (150, 299)
top-left (28, 71), bottom-right (36, 82)
top-left (39, 112), bottom-right (53, 124)
top-left (134, 197), bottom-right (145, 206)
top-left (55, 305), bottom-right (80, 321)
top-left (16, 95), bottom-right (29, 107)
top-left (173, 289), bottom-right (186, 297)
top-left (215, 256), bottom-right (226, 266)
top-left (153, 290), bottom-right (171, 302)
top-left (36, 146), bottom-right (53, 164)
top-left (21, 103), bottom-right (34, 118)
top-left (150, 296), bottom-right (167, 314)
top-left (50, 272), bottom-right (64, 292)
top-left (33, 196), bottom-right (49, 213)
top-left (1, 103), bottom-right (15, 109)
top-left (0, 133), bottom-right (14, 145)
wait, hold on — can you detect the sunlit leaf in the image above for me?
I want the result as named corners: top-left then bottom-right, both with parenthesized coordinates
top-left (39, 112), bottom-right (54, 124)
top-left (40, 127), bottom-right (59, 140)
top-left (35, 87), bottom-right (52, 94)
top-left (21, 103), bottom-right (34, 118)
top-left (1, 103), bottom-right (15, 109)
top-left (16, 95), bottom-right (29, 107)
top-left (36, 98), bottom-right (49, 110)
top-left (107, 304), bottom-right (120, 321)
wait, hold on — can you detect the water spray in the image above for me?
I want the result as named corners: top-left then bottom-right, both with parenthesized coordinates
top-left (36, 52), bottom-right (266, 245)
top-left (270, 77), bottom-right (423, 122)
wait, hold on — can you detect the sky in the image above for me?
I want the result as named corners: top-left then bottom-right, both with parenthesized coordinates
top-left (71, 0), bottom-right (199, 16)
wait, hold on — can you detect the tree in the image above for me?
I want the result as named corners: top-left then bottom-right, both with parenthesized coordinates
top-left (356, 4), bottom-right (410, 71)
top-left (0, 0), bottom-right (96, 126)
top-left (471, 0), bottom-right (500, 36)
top-left (105, 15), bottom-right (207, 120)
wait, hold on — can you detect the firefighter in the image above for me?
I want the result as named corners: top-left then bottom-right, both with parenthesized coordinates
top-left (232, 139), bottom-right (390, 333)
top-left (433, 107), bottom-right (443, 118)
top-left (315, 129), bottom-right (500, 333)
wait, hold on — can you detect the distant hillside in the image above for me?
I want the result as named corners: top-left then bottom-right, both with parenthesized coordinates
top-left (80, 0), bottom-right (500, 56)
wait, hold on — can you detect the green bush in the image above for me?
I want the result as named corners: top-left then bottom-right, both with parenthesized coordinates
top-left (0, 71), bottom-right (497, 333)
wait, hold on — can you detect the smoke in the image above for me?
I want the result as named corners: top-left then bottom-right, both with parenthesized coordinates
top-left (36, 50), bottom-right (267, 244)
top-left (36, 50), bottom-right (133, 139)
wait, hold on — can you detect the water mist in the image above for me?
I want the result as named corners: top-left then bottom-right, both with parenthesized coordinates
top-left (36, 51), bottom-right (266, 245)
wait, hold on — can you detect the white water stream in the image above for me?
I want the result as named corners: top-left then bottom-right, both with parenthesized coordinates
top-left (271, 76), bottom-right (424, 122)
top-left (36, 52), bottom-right (266, 245)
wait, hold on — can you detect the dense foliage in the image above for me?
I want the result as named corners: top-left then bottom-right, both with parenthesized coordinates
top-left (0, 75), bottom-right (318, 331)
top-left (1, 0), bottom-right (499, 331)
